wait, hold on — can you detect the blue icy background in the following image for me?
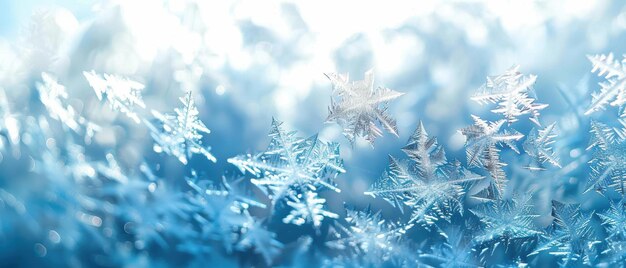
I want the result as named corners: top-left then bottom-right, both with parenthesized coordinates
top-left (1, 0), bottom-right (626, 266)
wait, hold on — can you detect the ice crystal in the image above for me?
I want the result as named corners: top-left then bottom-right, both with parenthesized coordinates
top-left (121, 180), bottom-right (195, 248)
top-left (282, 191), bottom-right (338, 227)
top-left (472, 65), bottom-right (547, 125)
top-left (531, 201), bottom-right (598, 266)
top-left (605, 240), bottom-right (626, 265)
top-left (185, 173), bottom-right (263, 253)
top-left (186, 172), bottom-right (266, 210)
top-left (326, 210), bottom-right (412, 265)
top-left (586, 121), bottom-right (626, 194)
top-left (598, 197), bottom-right (626, 241)
top-left (228, 118), bottom-right (344, 202)
top-left (147, 91), bottom-right (216, 164)
top-left (586, 53), bottom-right (626, 116)
top-left (366, 122), bottom-right (481, 225)
top-left (522, 122), bottom-right (561, 170)
top-left (588, 120), bottom-right (620, 150)
top-left (236, 220), bottom-right (283, 265)
top-left (325, 69), bottom-right (404, 145)
top-left (3, 6), bottom-right (626, 266)
top-left (460, 115), bottom-right (523, 196)
top-left (470, 193), bottom-right (540, 250)
top-left (420, 226), bottom-right (478, 267)
top-left (83, 70), bottom-right (146, 123)
top-left (94, 159), bottom-right (196, 250)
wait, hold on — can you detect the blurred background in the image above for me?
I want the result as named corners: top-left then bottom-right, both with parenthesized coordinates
top-left (1, 0), bottom-right (626, 266)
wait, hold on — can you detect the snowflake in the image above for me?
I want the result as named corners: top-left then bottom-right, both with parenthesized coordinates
top-left (326, 210), bottom-right (413, 265)
top-left (83, 70), bottom-right (146, 123)
top-left (587, 120), bottom-right (619, 151)
top-left (613, 118), bottom-right (626, 140)
top-left (186, 172), bottom-right (266, 210)
top-left (460, 115), bottom-right (523, 196)
top-left (470, 193), bottom-right (540, 251)
top-left (119, 179), bottom-right (197, 249)
top-left (598, 197), bottom-right (626, 241)
top-left (228, 118), bottom-right (344, 203)
top-left (472, 65), bottom-right (547, 125)
top-left (283, 191), bottom-right (338, 227)
top-left (522, 122), bottom-right (561, 170)
top-left (420, 226), bottom-right (478, 268)
top-left (184, 172), bottom-right (262, 253)
top-left (94, 157), bottom-right (195, 250)
top-left (531, 201), bottom-right (598, 266)
top-left (325, 69), bottom-right (404, 145)
top-left (147, 91), bottom-right (216, 164)
top-left (586, 53), bottom-right (626, 116)
top-left (586, 121), bottom-right (626, 194)
top-left (236, 220), bottom-right (284, 265)
top-left (605, 240), bottom-right (626, 265)
top-left (365, 122), bottom-right (482, 225)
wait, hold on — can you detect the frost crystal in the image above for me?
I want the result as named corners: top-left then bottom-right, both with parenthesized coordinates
top-left (472, 65), bottom-right (547, 125)
top-left (366, 122), bottom-right (481, 225)
top-left (5, 10), bottom-right (626, 266)
top-left (228, 118), bottom-right (344, 227)
top-left (184, 172), bottom-right (264, 253)
top-left (598, 197), bottom-right (626, 240)
top-left (325, 69), bottom-right (404, 145)
top-left (587, 120), bottom-right (617, 151)
top-left (147, 91), bottom-right (216, 164)
top-left (531, 201), bottom-right (598, 266)
top-left (186, 173), bottom-right (266, 210)
top-left (83, 70), bottom-right (146, 123)
top-left (460, 115), bottom-right (523, 196)
top-left (121, 180), bottom-right (195, 248)
top-left (523, 122), bottom-right (561, 169)
top-left (586, 121), bottom-right (626, 194)
top-left (420, 226), bottom-right (478, 267)
top-left (228, 118), bottom-right (344, 202)
top-left (598, 197), bottom-right (626, 264)
top-left (326, 210), bottom-right (411, 264)
top-left (236, 220), bottom-right (283, 265)
top-left (586, 54), bottom-right (626, 116)
top-left (283, 191), bottom-right (338, 227)
top-left (470, 193), bottom-right (540, 250)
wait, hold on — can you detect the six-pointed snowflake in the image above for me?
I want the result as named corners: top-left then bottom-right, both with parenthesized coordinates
top-left (366, 122), bottom-right (482, 225)
top-left (472, 65), bottom-right (547, 125)
top-left (229, 118), bottom-right (344, 199)
top-left (325, 69), bottom-right (404, 145)
top-left (460, 115), bottom-right (523, 196)
top-left (470, 193), bottom-right (540, 252)
top-left (147, 91), bottom-right (216, 164)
